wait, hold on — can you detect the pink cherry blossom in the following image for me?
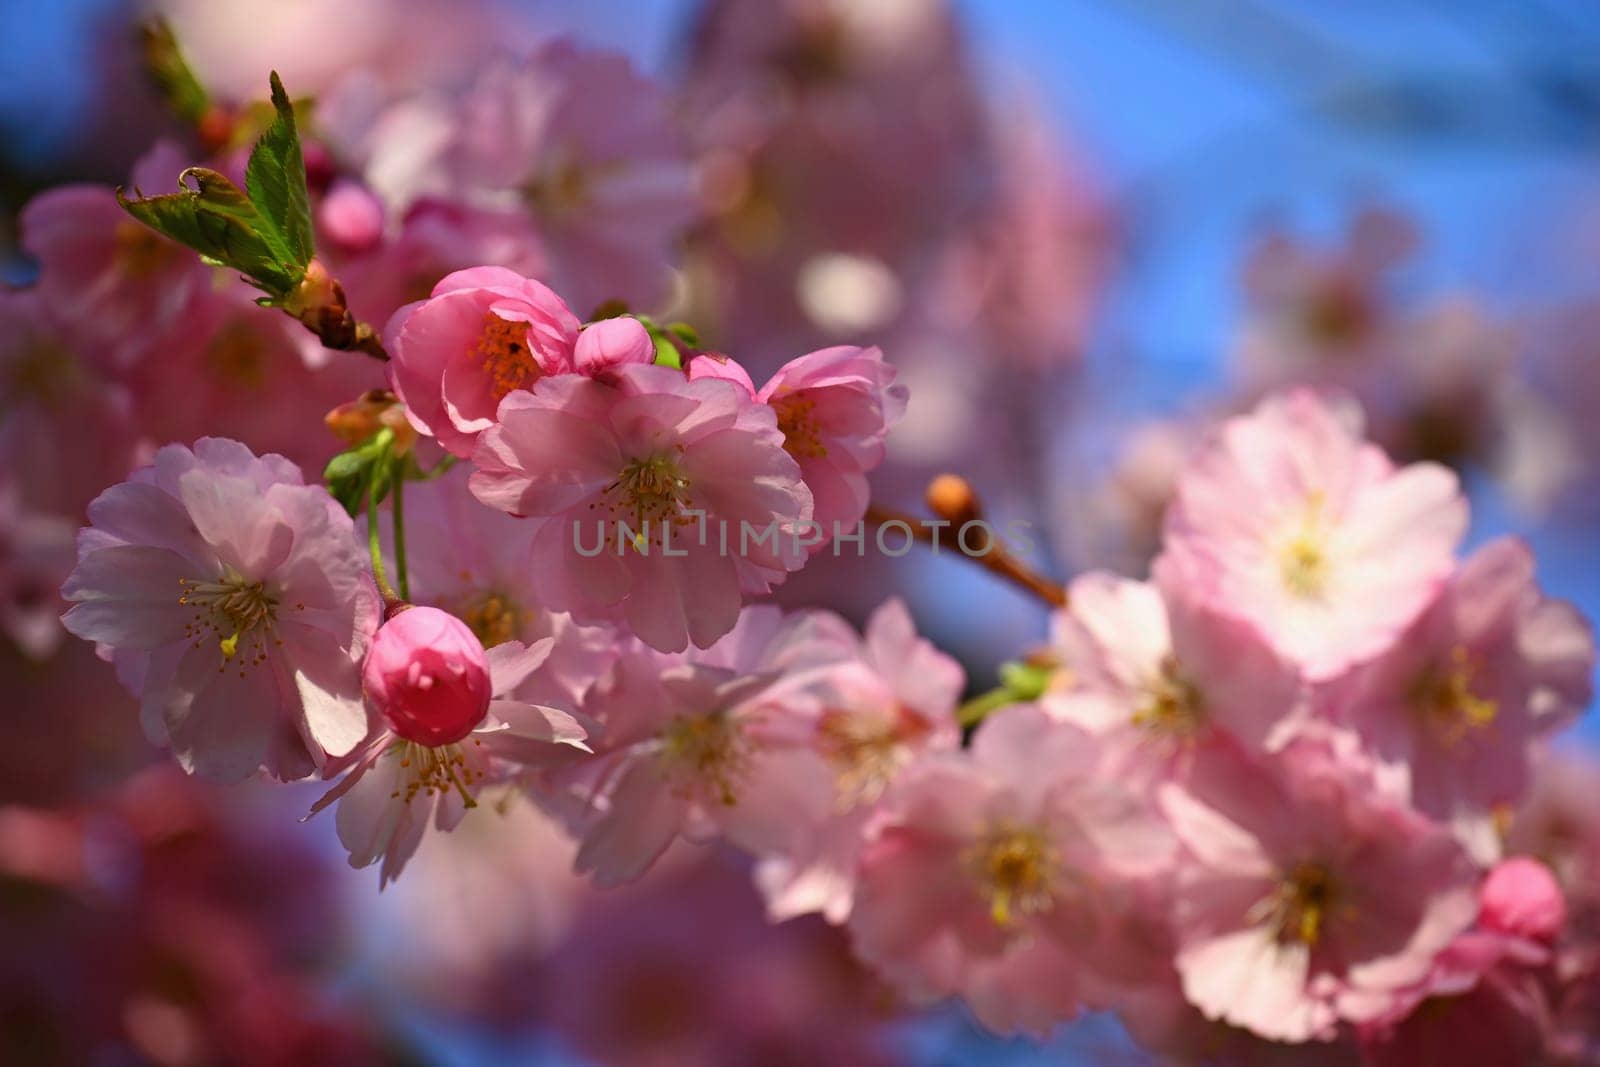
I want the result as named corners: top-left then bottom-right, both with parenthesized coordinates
top-left (363, 607), bottom-right (494, 747)
top-left (333, 198), bottom-right (549, 327)
top-left (679, 0), bottom-right (988, 360)
top-left (21, 141), bottom-right (210, 368)
top-left (1042, 570), bottom-right (1306, 775)
top-left (0, 289), bottom-right (137, 518)
top-left (1355, 930), bottom-right (1554, 1067)
top-left (327, 41), bottom-right (698, 315)
top-left (316, 178), bottom-right (386, 254)
top-left (1233, 207), bottom-right (1417, 389)
top-left (0, 479), bottom-right (76, 660)
top-left (312, 636), bottom-right (588, 887)
top-left (366, 466), bottom-right (617, 708)
top-left (384, 266), bottom-right (581, 457)
top-left (932, 103), bottom-right (1111, 370)
top-left (1158, 388), bottom-right (1468, 680)
top-left (125, 280), bottom-right (381, 475)
top-left (1325, 537), bottom-right (1594, 859)
top-left (470, 363), bottom-right (814, 652)
top-left (749, 597), bottom-right (964, 924)
top-left (60, 438), bottom-right (379, 782)
top-left (541, 853), bottom-right (902, 1067)
top-left (1507, 752), bottom-right (1600, 923)
top-left (685, 344), bottom-right (905, 534)
top-left (755, 346), bottom-right (906, 533)
top-left (848, 704), bottom-right (1173, 1036)
top-left (546, 605), bottom-right (833, 887)
top-left (1159, 738), bottom-right (1480, 1043)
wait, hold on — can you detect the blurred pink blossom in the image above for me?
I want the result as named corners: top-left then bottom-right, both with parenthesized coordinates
top-left (61, 438), bottom-right (379, 782)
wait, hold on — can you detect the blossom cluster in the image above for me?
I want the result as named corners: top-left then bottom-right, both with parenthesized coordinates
top-left (57, 336), bottom-right (1600, 1060)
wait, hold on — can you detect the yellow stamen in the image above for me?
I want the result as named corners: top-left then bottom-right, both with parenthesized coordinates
top-left (968, 825), bottom-right (1057, 927)
top-left (1412, 646), bottom-right (1498, 744)
top-left (392, 741), bottom-right (484, 806)
top-left (459, 591), bottom-right (521, 648)
top-left (816, 706), bottom-right (925, 808)
top-left (1277, 490), bottom-right (1331, 599)
top-left (593, 452), bottom-right (696, 551)
top-left (178, 572), bottom-right (287, 675)
top-left (660, 712), bottom-right (748, 806)
top-left (1257, 862), bottom-right (1339, 947)
top-left (1132, 655), bottom-right (1205, 737)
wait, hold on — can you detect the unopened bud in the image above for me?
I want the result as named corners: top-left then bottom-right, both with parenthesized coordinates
top-left (926, 473), bottom-right (982, 527)
top-left (325, 390), bottom-right (417, 454)
top-left (283, 258), bottom-right (343, 318)
top-left (196, 105), bottom-right (234, 153)
top-left (317, 179), bottom-right (384, 253)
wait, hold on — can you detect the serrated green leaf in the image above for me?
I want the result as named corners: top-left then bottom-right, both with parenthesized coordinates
top-left (140, 18), bottom-right (209, 124)
top-left (117, 168), bottom-right (299, 293)
top-left (244, 72), bottom-right (315, 273)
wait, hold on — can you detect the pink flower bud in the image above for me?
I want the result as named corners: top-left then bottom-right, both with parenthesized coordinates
top-left (363, 607), bottom-right (492, 747)
top-left (317, 179), bottom-right (385, 253)
top-left (1480, 856), bottom-right (1566, 942)
top-left (574, 317), bottom-right (653, 376)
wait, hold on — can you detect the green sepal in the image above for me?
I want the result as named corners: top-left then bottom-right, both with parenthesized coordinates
top-left (650, 331), bottom-right (683, 369)
top-left (665, 321), bottom-right (700, 348)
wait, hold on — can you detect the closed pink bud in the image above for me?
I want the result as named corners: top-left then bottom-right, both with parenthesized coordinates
top-left (363, 607), bottom-right (492, 747)
top-left (1480, 856), bottom-right (1566, 942)
top-left (574, 316), bottom-right (654, 376)
top-left (317, 179), bottom-right (385, 253)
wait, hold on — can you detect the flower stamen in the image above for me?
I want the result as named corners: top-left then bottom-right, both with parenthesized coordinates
top-left (967, 825), bottom-right (1058, 927)
top-left (477, 313), bottom-right (538, 401)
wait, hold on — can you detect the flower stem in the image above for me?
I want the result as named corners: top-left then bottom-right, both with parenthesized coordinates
top-left (392, 473), bottom-right (410, 601)
top-left (367, 476), bottom-right (400, 608)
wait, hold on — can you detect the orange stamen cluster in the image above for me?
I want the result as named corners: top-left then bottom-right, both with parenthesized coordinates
top-left (477, 313), bottom-right (538, 400)
top-left (772, 393), bottom-right (828, 460)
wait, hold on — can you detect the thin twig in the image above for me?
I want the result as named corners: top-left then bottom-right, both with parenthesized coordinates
top-left (864, 504), bottom-right (1067, 608)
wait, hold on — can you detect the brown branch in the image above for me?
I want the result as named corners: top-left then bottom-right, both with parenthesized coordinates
top-left (865, 502), bottom-right (1067, 608)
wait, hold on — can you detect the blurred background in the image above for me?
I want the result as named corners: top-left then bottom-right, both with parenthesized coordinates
top-left (4, 1), bottom-right (1600, 1063)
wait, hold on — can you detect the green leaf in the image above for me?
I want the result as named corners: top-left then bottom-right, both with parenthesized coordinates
top-left (117, 168), bottom-right (299, 293)
top-left (244, 72), bottom-right (315, 272)
top-left (323, 429), bottom-right (395, 517)
top-left (140, 18), bottom-right (209, 124)
top-left (117, 73), bottom-right (317, 301)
